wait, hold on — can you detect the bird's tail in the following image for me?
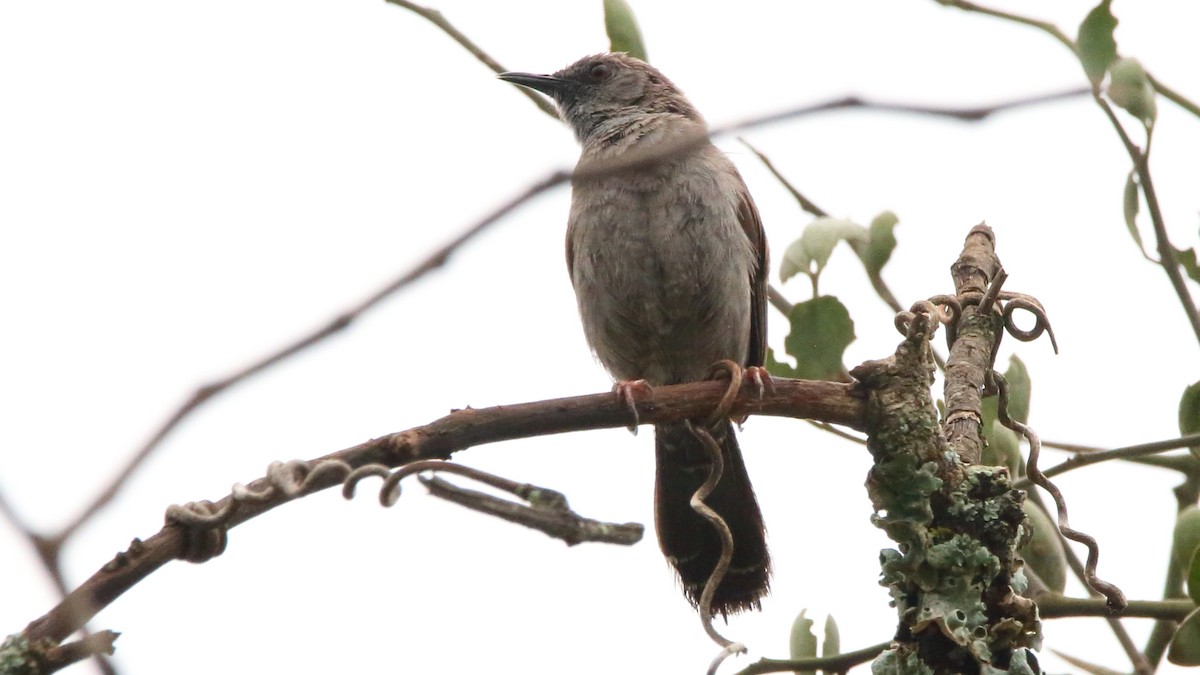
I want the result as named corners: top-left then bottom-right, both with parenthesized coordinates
top-left (654, 419), bottom-right (770, 615)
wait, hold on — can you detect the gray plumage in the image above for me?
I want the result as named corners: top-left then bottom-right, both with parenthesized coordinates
top-left (500, 53), bottom-right (770, 615)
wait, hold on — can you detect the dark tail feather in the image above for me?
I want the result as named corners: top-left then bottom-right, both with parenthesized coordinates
top-left (654, 419), bottom-right (770, 615)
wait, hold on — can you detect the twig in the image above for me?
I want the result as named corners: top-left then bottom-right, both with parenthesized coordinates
top-left (766, 285), bottom-right (794, 316)
top-left (937, 0), bottom-right (1200, 346)
top-left (40, 631), bottom-right (120, 674)
top-left (732, 640), bottom-right (890, 674)
top-left (1146, 73), bottom-right (1200, 119)
top-left (22, 377), bottom-right (864, 645)
top-left (50, 172), bottom-right (566, 546)
top-left (1091, 92), bottom-right (1200, 344)
top-left (938, 0), bottom-right (1074, 50)
top-left (1025, 489), bottom-right (1151, 674)
top-left (1035, 594), bottom-right (1193, 621)
top-left (44, 89), bottom-right (1089, 552)
top-left (384, 0), bottom-right (558, 119)
top-left (1015, 432), bottom-right (1200, 488)
top-left (737, 138), bottom-right (828, 218)
top-left (419, 474), bottom-right (643, 546)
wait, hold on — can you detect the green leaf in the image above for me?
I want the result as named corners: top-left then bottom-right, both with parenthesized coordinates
top-left (1123, 170), bottom-right (1146, 253)
top-left (778, 296), bottom-right (856, 381)
top-left (822, 614), bottom-right (841, 658)
top-left (1019, 500), bottom-right (1067, 593)
top-left (1190, 547), bottom-right (1200, 605)
top-left (1108, 57), bottom-right (1157, 126)
top-left (1181, 381), bottom-right (1200, 460)
top-left (980, 356), bottom-right (1030, 472)
top-left (1172, 505), bottom-right (1200, 571)
top-left (860, 211), bottom-right (899, 277)
top-left (1004, 355), bottom-right (1031, 425)
top-left (789, 609), bottom-right (817, 675)
top-left (1077, 0), bottom-right (1118, 85)
top-left (1177, 247), bottom-right (1200, 284)
top-left (603, 0), bottom-right (647, 62)
top-left (764, 347), bottom-right (800, 379)
top-left (779, 218), bottom-right (868, 283)
top-left (982, 420), bottom-right (1021, 475)
top-left (1181, 382), bottom-right (1200, 436)
top-left (1169, 608), bottom-right (1200, 666)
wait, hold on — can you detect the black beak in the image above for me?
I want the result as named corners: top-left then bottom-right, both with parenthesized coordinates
top-left (498, 71), bottom-right (572, 98)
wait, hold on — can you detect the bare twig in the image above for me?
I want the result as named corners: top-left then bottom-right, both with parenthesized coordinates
top-left (51, 172), bottom-right (567, 546)
top-left (419, 474), bottom-right (644, 546)
top-left (732, 640), bottom-right (890, 675)
top-left (43, 89), bottom-right (1091, 553)
top-left (936, 0), bottom-right (1200, 346)
top-left (1036, 594), bottom-right (1193, 621)
top-left (737, 138), bottom-right (828, 218)
top-left (384, 0), bottom-right (559, 119)
top-left (22, 377), bottom-right (863, 645)
top-left (33, 631), bottom-right (120, 675)
top-left (1147, 72), bottom-right (1200, 119)
top-left (1091, 92), bottom-right (1200, 344)
top-left (1015, 432), bottom-right (1200, 488)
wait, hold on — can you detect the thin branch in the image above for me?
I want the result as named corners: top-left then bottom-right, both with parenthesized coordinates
top-left (51, 90), bottom-right (1088, 549)
top-left (1035, 593), bottom-right (1193, 621)
top-left (39, 631), bottom-right (120, 675)
top-left (766, 285), bottom-right (794, 316)
top-left (943, 0), bottom-right (1199, 120)
top-left (938, 0), bottom-right (1075, 51)
top-left (1092, 92), bottom-right (1200, 344)
top-left (739, 137), bottom-right (948, 370)
top-left (1146, 73), bottom-right (1200, 119)
top-left (937, 0), bottom-right (1200, 346)
top-left (22, 377), bottom-right (863, 645)
top-left (1025, 489), bottom-right (1150, 673)
top-left (807, 419), bottom-right (868, 445)
top-left (419, 474), bottom-right (643, 546)
top-left (737, 138), bottom-right (828, 218)
top-left (1015, 432), bottom-right (1200, 488)
top-left (732, 640), bottom-right (890, 675)
top-left (384, 0), bottom-right (559, 119)
top-left (52, 172), bottom-right (566, 544)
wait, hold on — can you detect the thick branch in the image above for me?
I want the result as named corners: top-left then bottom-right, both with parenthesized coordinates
top-left (943, 224), bottom-right (1002, 464)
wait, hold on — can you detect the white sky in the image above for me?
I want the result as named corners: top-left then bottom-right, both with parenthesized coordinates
top-left (3, 1), bottom-right (1200, 673)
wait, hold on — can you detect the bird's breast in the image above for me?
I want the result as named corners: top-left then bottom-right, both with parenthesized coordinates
top-left (567, 155), bottom-right (755, 385)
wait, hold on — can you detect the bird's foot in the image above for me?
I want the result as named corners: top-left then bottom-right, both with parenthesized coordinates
top-left (745, 366), bottom-right (775, 399)
top-left (613, 379), bottom-right (652, 434)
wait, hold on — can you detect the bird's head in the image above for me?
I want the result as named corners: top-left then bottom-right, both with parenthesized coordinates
top-left (500, 53), bottom-right (702, 145)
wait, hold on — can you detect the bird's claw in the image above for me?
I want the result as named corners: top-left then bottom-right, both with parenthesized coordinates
top-left (745, 366), bottom-right (775, 399)
top-left (613, 379), bottom-right (652, 434)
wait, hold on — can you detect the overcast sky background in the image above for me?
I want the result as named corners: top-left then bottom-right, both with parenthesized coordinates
top-left (3, 1), bottom-right (1200, 673)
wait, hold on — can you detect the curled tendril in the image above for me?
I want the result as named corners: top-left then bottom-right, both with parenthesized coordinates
top-left (706, 641), bottom-right (749, 675)
top-left (1000, 292), bottom-right (1059, 354)
top-left (165, 500), bottom-right (232, 562)
top-left (683, 359), bottom-right (755, 650)
top-left (922, 294), bottom-right (962, 345)
top-left (685, 419), bottom-right (739, 648)
top-left (166, 458), bottom-right (358, 562)
top-left (994, 371), bottom-right (1126, 611)
top-left (343, 465), bottom-right (395, 503)
top-left (704, 359), bottom-right (744, 426)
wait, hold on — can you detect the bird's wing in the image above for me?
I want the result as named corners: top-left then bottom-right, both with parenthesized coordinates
top-left (737, 182), bottom-right (769, 369)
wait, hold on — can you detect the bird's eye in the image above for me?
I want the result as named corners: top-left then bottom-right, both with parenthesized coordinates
top-left (588, 63), bottom-right (612, 82)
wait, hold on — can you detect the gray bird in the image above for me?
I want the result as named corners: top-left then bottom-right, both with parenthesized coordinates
top-left (500, 53), bottom-right (770, 616)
